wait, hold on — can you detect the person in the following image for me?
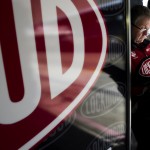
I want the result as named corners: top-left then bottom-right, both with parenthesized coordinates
top-left (131, 5), bottom-right (150, 150)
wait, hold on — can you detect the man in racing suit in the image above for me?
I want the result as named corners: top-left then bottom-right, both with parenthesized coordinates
top-left (131, 5), bottom-right (150, 150)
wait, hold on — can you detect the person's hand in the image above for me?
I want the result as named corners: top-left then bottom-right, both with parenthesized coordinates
top-left (134, 34), bottom-right (147, 44)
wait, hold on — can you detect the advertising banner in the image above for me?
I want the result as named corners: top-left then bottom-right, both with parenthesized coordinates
top-left (0, 0), bottom-right (130, 149)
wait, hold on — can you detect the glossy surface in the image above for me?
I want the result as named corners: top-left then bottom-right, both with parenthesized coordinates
top-left (0, 0), bottom-right (128, 149)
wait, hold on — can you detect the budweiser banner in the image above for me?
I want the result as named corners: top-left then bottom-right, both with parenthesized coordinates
top-left (0, 0), bottom-right (130, 149)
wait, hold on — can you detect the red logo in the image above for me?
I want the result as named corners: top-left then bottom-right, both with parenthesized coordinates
top-left (0, 0), bottom-right (107, 149)
top-left (139, 58), bottom-right (150, 77)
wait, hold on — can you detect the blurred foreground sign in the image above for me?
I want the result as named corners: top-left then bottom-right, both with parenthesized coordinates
top-left (0, 0), bottom-right (107, 149)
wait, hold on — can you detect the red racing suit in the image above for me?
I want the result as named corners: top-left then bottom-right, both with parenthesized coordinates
top-left (131, 40), bottom-right (150, 150)
top-left (131, 41), bottom-right (150, 97)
